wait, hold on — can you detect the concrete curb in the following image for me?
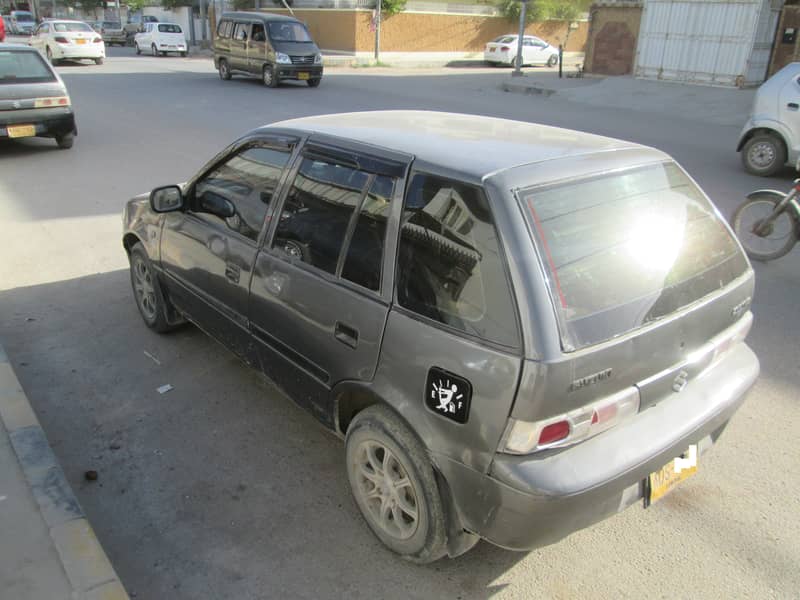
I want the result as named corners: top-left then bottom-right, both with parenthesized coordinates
top-left (0, 344), bottom-right (129, 600)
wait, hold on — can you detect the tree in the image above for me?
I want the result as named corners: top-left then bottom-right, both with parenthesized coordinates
top-left (496, 0), bottom-right (544, 25)
top-left (126, 0), bottom-right (147, 15)
top-left (380, 0), bottom-right (406, 16)
top-left (161, 0), bottom-right (193, 9)
top-left (497, 0), bottom-right (581, 25)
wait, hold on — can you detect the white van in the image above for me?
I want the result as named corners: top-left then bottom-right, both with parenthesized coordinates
top-left (133, 22), bottom-right (187, 57)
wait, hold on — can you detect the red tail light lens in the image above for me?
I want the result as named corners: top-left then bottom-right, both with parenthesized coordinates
top-left (93, 37), bottom-right (102, 43)
top-left (538, 421), bottom-right (570, 446)
top-left (55, 36), bottom-right (69, 43)
top-left (500, 46), bottom-right (510, 52)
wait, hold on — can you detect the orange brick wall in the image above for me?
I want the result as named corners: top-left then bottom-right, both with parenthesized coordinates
top-left (259, 9), bottom-right (588, 54)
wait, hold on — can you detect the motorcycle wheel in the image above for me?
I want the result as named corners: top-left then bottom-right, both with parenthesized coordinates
top-left (731, 195), bottom-right (798, 261)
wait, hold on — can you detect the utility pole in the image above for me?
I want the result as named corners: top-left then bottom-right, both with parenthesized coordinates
top-left (512, 1), bottom-right (527, 77)
top-left (374, 0), bottom-right (381, 62)
top-left (199, 0), bottom-right (207, 43)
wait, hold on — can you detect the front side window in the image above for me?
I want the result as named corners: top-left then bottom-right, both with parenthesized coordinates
top-left (396, 174), bottom-right (519, 347)
top-left (193, 145), bottom-right (291, 242)
top-left (273, 156), bottom-right (369, 276)
top-left (251, 23), bottom-right (266, 43)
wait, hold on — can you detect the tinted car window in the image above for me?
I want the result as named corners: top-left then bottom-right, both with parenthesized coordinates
top-left (273, 156), bottom-right (369, 276)
top-left (342, 175), bottom-right (395, 291)
top-left (397, 174), bottom-right (519, 347)
top-left (521, 161), bottom-right (749, 350)
top-left (251, 23), bottom-right (266, 42)
top-left (268, 22), bottom-right (312, 42)
top-left (0, 50), bottom-right (56, 84)
top-left (158, 24), bottom-right (182, 33)
top-left (194, 146), bottom-right (291, 242)
top-left (233, 23), bottom-right (248, 41)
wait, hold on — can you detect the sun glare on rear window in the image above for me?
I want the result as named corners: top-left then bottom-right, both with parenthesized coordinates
top-left (520, 162), bottom-right (749, 351)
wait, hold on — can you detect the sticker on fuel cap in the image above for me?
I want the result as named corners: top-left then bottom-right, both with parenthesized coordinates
top-left (425, 367), bottom-right (472, 424)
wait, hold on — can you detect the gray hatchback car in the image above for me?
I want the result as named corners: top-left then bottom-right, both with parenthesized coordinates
top-left (122, 111), bottom-right (759, 562)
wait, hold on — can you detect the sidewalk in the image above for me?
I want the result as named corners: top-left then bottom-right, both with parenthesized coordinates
top-left (501, 72), bottom-right (756, 127)
top-left (0, 344), bottom-right (128, 600)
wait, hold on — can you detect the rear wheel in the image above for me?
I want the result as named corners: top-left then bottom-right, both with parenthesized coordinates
top-left (151, 43), bottom-right (158, 57)
top-left (94, 57), bottom-right (103, 65)
top-left (55, 132), bottom-right (74, 149)
top-left (135, 42), bottom-right (141, 55)
top-left (46, 46), bottom-right (58, 65)
top-left (731, 196), bottom-right (798, 261)
top-left (262, 64), bottom-right (278, 88)
top-left (218, 58), bottom-right (231, 80)
top-left (345, 406), bottom-right (447, 563)
top-left (741, 132), bottom-right (786, 176)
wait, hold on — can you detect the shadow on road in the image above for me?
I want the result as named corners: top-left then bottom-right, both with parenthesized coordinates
top-left (0, 269), bottom-right (527, 599)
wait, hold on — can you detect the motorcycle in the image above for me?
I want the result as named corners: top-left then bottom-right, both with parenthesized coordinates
top-left (732, 171), bottom-right (800, 262)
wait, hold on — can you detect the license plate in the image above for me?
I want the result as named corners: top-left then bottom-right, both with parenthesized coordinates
top-left (645, 446), bottom-right (698, 506)
top-left (298, 72), bottom-right (309, 80)
top-left (7, 124), bottom-right (36, 138)
top-left (76, 38), bottom-right (86, 44)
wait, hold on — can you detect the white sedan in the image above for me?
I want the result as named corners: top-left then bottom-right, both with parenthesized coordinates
top-left (484, 34), bottom-right (559, 67)
top-left (29, 20), bottom-right (105, 65)
top-left (134, 23), bottom-right (187, 57)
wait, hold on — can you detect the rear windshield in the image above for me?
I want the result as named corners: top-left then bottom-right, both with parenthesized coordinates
top-left (158, 24), bottom-right (182, 33)
top-left (53, 22), bottom-right (93, 32)
top-left (103, 22), bottom-right (121, 28)
top-left (0, 50), bottom-right (56, 84)
top-left (268, 22), bottom-right (312, 42)
top-left (14, 12), bottom-right (34, 22)
top-left (493, 36), bottom-right (516, 44)
top-left (521, 162), bottom-right (749, 351)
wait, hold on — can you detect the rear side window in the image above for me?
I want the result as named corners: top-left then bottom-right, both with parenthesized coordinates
top-left (396, 174), bottom-right (519, 348)
top-left (217, 20), bottom-right (232, 39)
top-left (0, 50), bottom-right (56, 84)
top-left (521, 161), bottom-right (749, 351)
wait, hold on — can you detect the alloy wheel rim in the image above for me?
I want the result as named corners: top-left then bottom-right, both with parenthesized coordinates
top-left (353, 440), bottom-right (419, 540)
top-left (749, 142), bottom-right (776, 169)
top-left (133, 257), bottom-right (157, 320)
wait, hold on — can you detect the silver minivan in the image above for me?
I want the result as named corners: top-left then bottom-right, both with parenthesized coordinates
top-left (123, 111), bottom-right (759, 562)
top-left (213, 11), bottom-right (323, 88)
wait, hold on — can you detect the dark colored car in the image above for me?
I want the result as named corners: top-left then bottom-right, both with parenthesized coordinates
top-left (122, 111), bottom-right (758, 563)
top-left (93, 20), bottom-right (126, 46)
top-left (213, 12), bottom-right (323, 87)
top-left (0, 43), bottom-right (76, 148)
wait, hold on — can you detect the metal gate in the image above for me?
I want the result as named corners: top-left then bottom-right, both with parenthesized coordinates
top-left (635, 0), bottom-right (781, 86)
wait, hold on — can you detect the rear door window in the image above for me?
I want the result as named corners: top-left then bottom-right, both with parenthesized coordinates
top-left (396, 174), bottom-right (519, 348)
top-left (521, 161), bottom-right (749, 350)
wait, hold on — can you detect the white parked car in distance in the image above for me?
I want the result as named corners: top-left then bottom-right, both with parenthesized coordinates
top-left (29, 20), bottom-right (105, 65)
top-left (134, 23), bottom-right (187, 57)
top-left (738, 62), bottom-right (800, 176)
top-left (484, 34), bottom-right (559, 67)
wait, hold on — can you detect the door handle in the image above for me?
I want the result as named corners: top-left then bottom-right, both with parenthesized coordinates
top-left (334, 321), bottom-right (359, 349)
top-left (788, 102), bottom-right (799, 110)
top-left (225, 263), bottom-right (240, 284)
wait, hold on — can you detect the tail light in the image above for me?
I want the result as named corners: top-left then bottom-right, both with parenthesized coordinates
top-left (54, 36), bottom-right (69, 43)
top-left (93, 37), bottom-right (102, 43)
top-left (34, 96), bottom-right (71, 108)
top-left (500, 46), bottom-right (510, 52)
top-left (500, 386), bottom-right (641, 454)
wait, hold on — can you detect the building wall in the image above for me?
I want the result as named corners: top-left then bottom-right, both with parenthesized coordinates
top-left (584, 4), bottom-right (642, 75)
top-left (770, 5), bottom-right (800, 77)
top-left (259, 9), bottom-right (588, 53)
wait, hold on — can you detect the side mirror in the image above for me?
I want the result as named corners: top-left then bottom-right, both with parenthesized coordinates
top-left (198, 190), bottom-right (236, 219)
top-left (150, 185), bottom-right (183, 213)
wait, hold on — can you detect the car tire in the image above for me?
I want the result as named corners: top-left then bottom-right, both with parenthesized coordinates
top-left (135, 42), bottom-right (141, 55)
top-left (262, 64), bottom-right (278, 88)
top-left (345, 405), bottom-right (447, 564)
top-left (129, 242), bottom-right (177, 333)
top-left (741, 132), bottom-right (786, 177)
top-left (547, 54), bottom-right (558, 67)
top-left (94, 57), bottom-right (103, 65)
top-left (45, 46), bottom-right (58, 65)
top-left (55, 132), bottom-right (74, 149)
top-left (180, 51), bottom-right (187, 57)
top-left (307, 77), bottom-right (321, 87)
top-left (151, 43), bottom-right (158, 57)
top-left (731, 195), bottom-right (799, 262)
top-left (218, 58), bottom-right (232, 80)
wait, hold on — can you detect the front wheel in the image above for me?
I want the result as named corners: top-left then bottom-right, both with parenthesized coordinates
top-left (129, 243), bottom-right (177, 333)
top-left (345, 406), bottom-right (447, 563)
top-left (262, 64), bottom-right (278, 88)
top-left (731, 195), bottom-right (799, 261)
top-left (547, 54), bottom-right (558, 67)
top-left (741, 133), bottom-right (786, 176)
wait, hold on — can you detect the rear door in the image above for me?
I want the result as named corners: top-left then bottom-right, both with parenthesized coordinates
top-left (159, 136), bottom-right (296, 359)
top-left (248, 140), bottom-right (408, 423)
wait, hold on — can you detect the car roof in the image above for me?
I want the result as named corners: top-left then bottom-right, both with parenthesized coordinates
top-left (267, 111), bottom-right (650, 179)
top-left (48, 20), bottom-right (90, 24)
top-left (221, 11), bottom-right (302, 24)
top-left (154, 22), bottom-right (181, 26)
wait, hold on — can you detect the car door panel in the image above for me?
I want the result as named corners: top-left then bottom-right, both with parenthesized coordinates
top-left (230, 22), bottom-right (249, 71)
top-left (779, 77), bottom-right (800, 154)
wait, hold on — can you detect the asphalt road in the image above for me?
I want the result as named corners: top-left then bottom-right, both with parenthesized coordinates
top-left (1, 46), bottom-right (798, 599)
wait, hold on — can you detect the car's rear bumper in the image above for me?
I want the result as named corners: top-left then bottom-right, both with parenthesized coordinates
top-left (0, 107), bottom-right (76, 139)
top-left (54, 44), bottom-right (105, 59)
top-left (276, 64), bottom-right (323, 81)
top-left (484, 51), bottom-right (511, 64)
top-left (102, 33), bottom-right (127, 44)
top-left (436, 342), bottom-right (758, 551)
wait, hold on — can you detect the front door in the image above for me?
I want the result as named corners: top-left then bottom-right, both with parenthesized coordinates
top-left (248, 142), bottom-right (408, 423)
top-left (779, 75), bottom-right (800, 156)
top-left (159, 138), bottom-right (295, 359)
top-left (247, 21), bottom-right (267, 74)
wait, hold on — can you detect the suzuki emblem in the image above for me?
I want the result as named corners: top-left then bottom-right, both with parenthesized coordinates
top-left (672, 370), bottom-right (689, 393)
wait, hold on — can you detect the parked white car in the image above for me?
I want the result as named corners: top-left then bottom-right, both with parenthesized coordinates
top-left (29, 20), bottom-right (105, 65)
top-left (134, 23), bottom-right (187, 57)
top-left (738, 62), bottom-right (800, 176)
top-left (484, 34), bottom-right (558, 67)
